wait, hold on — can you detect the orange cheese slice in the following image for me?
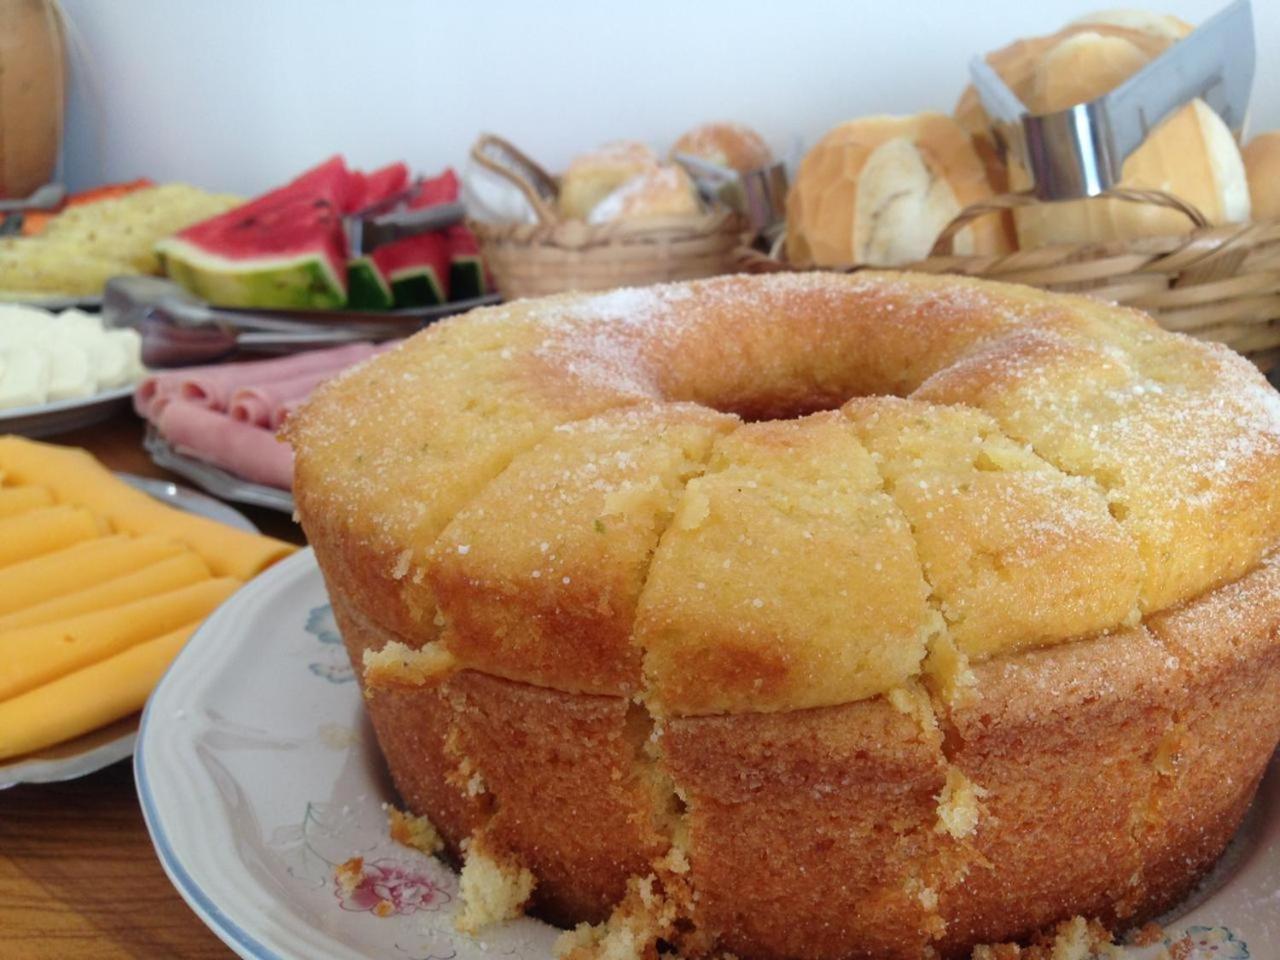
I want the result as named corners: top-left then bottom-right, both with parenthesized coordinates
top-left (0, 535), bottom-right (188, 616)
top-left (0, 436), bottom-right (295, 577)
top-left (0, 552), bottom-right (211, 631)
top-left (0, 485), bottom-right (53, 517)
top-left (0, 622), bottom-right (197, 760)
top-left (0, 577), bottom-right (240, 699)
top-left (0, 504), bottom-right (102, 568)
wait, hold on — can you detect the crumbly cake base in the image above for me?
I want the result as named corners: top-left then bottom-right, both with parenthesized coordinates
top-left (328, 553), bottom-right (1280, 958)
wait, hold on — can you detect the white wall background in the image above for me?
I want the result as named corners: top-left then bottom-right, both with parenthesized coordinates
top-left (56, 0), bottom-right (1280, 196)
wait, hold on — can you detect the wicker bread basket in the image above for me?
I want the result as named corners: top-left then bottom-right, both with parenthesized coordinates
top-left (469, 134), bottom-right (746, 299)
top-left (741, 189), bottom-right (1280, 370)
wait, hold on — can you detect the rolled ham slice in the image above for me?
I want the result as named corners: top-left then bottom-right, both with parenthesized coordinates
top-left (134, 343), bottom-right (377, 421)
top-left (156, 400), bottom-right (294, 490)
top-left (228, 366), bottom-right (350, 429)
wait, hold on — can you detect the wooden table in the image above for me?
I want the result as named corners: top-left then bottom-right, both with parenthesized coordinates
top-left (0, 413), bottom-right (302, 959)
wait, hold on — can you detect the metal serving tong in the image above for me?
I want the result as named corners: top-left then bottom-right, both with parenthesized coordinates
top-left (345, 191), bottom-right (465, 258)
top-left (672, 154), bottom-right (789, 242)
top-left (970, 0), bottom-right (1254, 201)
top-left (103, 276), bottom-right (385, 367)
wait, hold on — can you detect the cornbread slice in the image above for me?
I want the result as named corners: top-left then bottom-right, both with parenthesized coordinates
top-left (635, 412), bottom-right (941, 715)
top-left (844, 396), bottom-right (1142, 659)
top-left (661, 694), bottom-right (952, 960)
top-left (428, 403), bottom-right (736, 696)
top-left (915, 321), bottom-right (1280, 613)
top-left (287, 308), bottom-right (647, 640)
top-left (1140, 554), bottom-right (1280, 913)
top-left (932, 625), bottom-right (1179, 952)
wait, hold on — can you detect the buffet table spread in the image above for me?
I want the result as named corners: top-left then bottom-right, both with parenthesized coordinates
top-left (0, 413), bottom-right (291, 960)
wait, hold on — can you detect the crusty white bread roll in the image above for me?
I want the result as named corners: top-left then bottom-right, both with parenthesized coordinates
top-left (557, 141), bottom-right (659, 221)
top-left (1009, 29), bottom-right (1249, 247)
top-left (1032, 31), bottom-right (1148, 111)
top-left (1070, 8), bottom-right (1194, 41)
top-left (785, 113), bottom-right (1010, 267)
top-left (587, 164), bottom-right (702, 224)
top-left (1244, 132), bottom-right (1280, 222)
top-left (671, 122), bottom-right (773, 172)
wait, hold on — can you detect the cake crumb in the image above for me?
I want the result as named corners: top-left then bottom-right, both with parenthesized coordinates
top-left (455, 837), bottom-right (537, 934)
top-left (387, 805), bottom-right (443, 856)
top-left (446, 750), bottom-right (489, 798)
top-left (936, 768), bottom-right (988, 840)
top-left (1129, 922), bottom-right (1164, 947)
top-left (363, 639), bottom-right (457, 688)
top-left (334, 856), bottom-right (364, 897)
top-left (555, 846), bottom-right (699, 960)
top-left (970, 916), bottom-right (1123, 959)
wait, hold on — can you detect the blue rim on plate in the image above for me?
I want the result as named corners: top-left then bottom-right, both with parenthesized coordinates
top-left (134, 556), bottom-right (293, 960)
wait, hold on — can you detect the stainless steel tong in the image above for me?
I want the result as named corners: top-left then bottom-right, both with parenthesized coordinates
top-left (970, 0), bottom-right (1254, 201)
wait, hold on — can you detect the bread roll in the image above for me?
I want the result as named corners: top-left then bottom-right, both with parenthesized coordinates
top-left (954, 18), bottom-right (1185, 142)
top-left (557, 141), bottom-right (659, 221)
top-left (1010, 31), bottom-right (1249, 247)
top-left (785, 113), bottom-right (1009, 267)
top-left (587, 164), bottom-right (701, 225)
top-left (1070, 8), bottom-right (1193, 41)
top-left (671, 121), bottom-right (773, 172)
top-left (1244, 132), bottom-right (1280, 222)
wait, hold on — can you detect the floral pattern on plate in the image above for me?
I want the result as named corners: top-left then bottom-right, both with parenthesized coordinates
top-left (304, 603), bottom-right (355, 684)
top-left (1163, 926), bottom-right (1251, 959)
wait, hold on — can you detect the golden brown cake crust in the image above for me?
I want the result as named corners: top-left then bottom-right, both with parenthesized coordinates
top-left (326, 554), bottom-right (1280, 957)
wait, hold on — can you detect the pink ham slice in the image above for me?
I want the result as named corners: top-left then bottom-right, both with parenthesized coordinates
top-left (155, 400), bottom-right (294, 490)
top-left (229, 367), bottom-right (347, 430)
top-left (134, 342), bottom-right (378, 421)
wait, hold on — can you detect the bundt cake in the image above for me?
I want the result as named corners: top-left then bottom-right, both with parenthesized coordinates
top-left (286, 272), bottom-right (1280, 958)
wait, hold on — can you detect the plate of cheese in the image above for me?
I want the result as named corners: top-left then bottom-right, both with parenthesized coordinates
top-left (0, 304), bottom-right (148, 437)
top-left (0, 437), bottom-right (296, 788)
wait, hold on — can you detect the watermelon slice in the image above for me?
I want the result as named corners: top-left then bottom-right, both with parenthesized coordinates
top-left (345, 162), bottom-right (410, 214)
top-left (157, 156), bottom-right (351, 309)
top-left (447, 223), bottom-right (489, 301)
top-left (346, 162), bottom-right (413, 309)
top-left (384, 231), bottom-right (451, 307)
top-left (416, 168), bottom-right (459, 207)
top-left (347, 169), bottom-right (459, 310)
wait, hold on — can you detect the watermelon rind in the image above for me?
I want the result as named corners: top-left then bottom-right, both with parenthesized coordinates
top-left (449, 254), bottom-right (487, 301)
top-left (347, 256), bottom-right (394, 310)
top-left (157, 236), bottom-right (346, 309)
top-left (389, 265), bottom-right (446, 308)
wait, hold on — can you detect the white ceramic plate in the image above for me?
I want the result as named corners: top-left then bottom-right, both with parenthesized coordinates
top-left (136, 550), bottom-right (1280, 960)
top-left (0, 473), bottom-right (257, 789)
top-left (0, 385), bottom-right (135, 438)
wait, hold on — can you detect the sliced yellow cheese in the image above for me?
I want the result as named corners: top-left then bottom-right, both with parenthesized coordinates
top-left (0, 535), bottom-right (187, 616)
top-left (0, 504), bottom-right (102, 568)
top-left (0, 622), bottom-right (197, 760)
top-left (0, 437), bottom-right (295, 577)
top-left (0, 552), bottom-right (210, 631)
top-left (0, 484), bottom-right (52, 517)
top-left (0, 576), bottom-right (240, 699)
